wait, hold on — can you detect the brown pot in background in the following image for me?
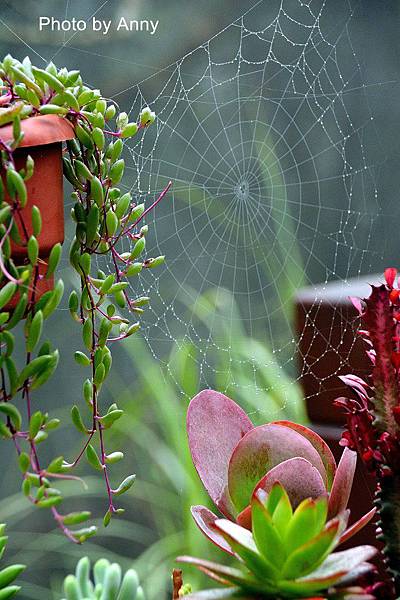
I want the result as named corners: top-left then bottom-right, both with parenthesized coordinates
top-left (0, 114), bottom-right (75, 306)
top-left (295, 275), bottom-right (385, 572)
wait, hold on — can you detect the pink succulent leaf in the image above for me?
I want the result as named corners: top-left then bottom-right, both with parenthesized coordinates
top-left (302, 546), bottom-right (377, 584)
top-left (338, 375), bottom-right (370, 405)
top-left (228, 424), bottom-right (327, 512)
top-left (349, 296), bottom-right (364, 315)
top-left (179, 590), bottom-right (249, 599)
top-left (328, 448), bottom-right (357, 519)
top-left (279, 547), bottom-right (376, 597)
top-left (363, 285), bottom-right (399, 435)
top-left (191, 506), bottom-right (234, 555)
top-left (273, 420), bottom-right (337, 490)
top-left (339, 508), bottom-right (377, 545)
top-left (177, 556), bottom-right (255, 588)
top-left (187, 390), bottom-right (253, 518)
top-left (384, 267), bottom-right (397, 288)
top-left (253, 457), bottom-right (327, 510)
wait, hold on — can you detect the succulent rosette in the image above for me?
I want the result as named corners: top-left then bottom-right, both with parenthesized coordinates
top-left (186, 390), bottom-right (376, 543)
top-left (177, 390), bottom-right (378, 599)
top-left (179, 482), bottom-right (376, 599)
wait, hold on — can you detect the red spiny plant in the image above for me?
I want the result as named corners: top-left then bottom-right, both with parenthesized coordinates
top-left (335, 268), bottom-right (400, 597)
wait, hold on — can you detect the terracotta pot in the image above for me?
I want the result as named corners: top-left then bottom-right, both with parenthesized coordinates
top-left (0, 114), bottom-right (75, 307)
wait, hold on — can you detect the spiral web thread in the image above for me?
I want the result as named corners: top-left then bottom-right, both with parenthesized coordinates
top-left (13, 0), bottom-right (390, 421)
top-left (109, 0), bottom-right (387, 421)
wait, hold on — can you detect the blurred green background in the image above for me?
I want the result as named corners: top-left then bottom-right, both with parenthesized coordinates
top-left (0, 0), bottom-right (399, 598)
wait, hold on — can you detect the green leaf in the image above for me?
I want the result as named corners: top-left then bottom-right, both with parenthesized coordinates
top-left (42, 279), bottom-right (64, 318)
top-left (71, 405), bottom-right (88, 434)
top-left (86, 444), bottom-right (103, 471)
top-left (18, 452), bottom-right (30, 473)
top-left (39, 104), bottom-right (68, 116)
top-left (271, 486), bottom-right (293, 538)
top-left (62, 511), bottom-right (91, 526)
top-left (251, 492), bottom-right (287, 568)
top-left (46, 456), bottom-right (64, 473)
top-left (29, 411), bottom-right (42, 440)
top-left (100, 274), bottom-right (115, 294)
top-left (130, 237), bottom-right (145, 260)
top-left (37, 496), bottom-right (63, 508)
top-left (31, 206), bottom-right (42, 236)
top-left (72, 526), bottom-right (97, 543)
top-left (0, 403), bottom-right (22, 431)
top-left (30, 350), bottom-right (59, 390)
top-left (117, 569), bottom-right (140, 600)
top-left (27, 236), bottom-right (38, 265)
top-left (82, 318), bottom-right (93, 350)
top-left (18, 355), bottom-right (53, 387)
top-left (98, 410), bottom-right (123, 429)
top-left (284, 497), bottom-right (328, 555)
top-left (0, 564), bottom-right (25, 589)
top-left (46, 243), bottom-right (62, 279)
top-left (113, 474), bottom-right (136, 496)
top-left (109, 159), bottom-right (125, 184)
top-left (86, 205), bottom-right (99, 246)
top-left (32, 66), bottom-right (65, 93)
top-left (26, 310), bottom-right (43, 352)
top-left (0, 283), bottom-right (17, 311)
top-left (74, 351), bottom-right (91, 367)
top-left (106, 211), bottom-right (119, 236)
top-left (105, 452), bottom-right (124, 464)
top-left (63, 574), bottom-right (80, 600)
top-left (90, 176), bottom-right (104, 206)
top-left (281, 519), bottom-right (341, 580)
top-left (215, 519), bottom-right (278, 581)
top-left (6, 168), bottom-right (27, 206)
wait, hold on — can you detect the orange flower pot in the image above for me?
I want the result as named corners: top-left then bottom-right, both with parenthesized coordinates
top-left (0, 114), bottom-right (75, 308)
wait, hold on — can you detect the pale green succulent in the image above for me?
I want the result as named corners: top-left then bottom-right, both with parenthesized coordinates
top-left (61, 557), bottom-right (145, 600)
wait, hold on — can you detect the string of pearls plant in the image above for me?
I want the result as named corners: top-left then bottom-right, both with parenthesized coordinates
top-left (0, 54), bottom-right (171, 543)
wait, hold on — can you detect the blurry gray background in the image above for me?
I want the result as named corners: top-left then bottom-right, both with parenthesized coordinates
top-left (0, 1), bottom-right (400, 598)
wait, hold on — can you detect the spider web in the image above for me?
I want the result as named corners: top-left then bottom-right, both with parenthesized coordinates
top-left (100, 0), bottom-right (388, 421)
top-left (4, 0), bottom-right (389, 422)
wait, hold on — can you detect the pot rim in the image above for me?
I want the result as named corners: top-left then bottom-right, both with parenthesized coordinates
top-left (0, 114), bottom-right (75, 148)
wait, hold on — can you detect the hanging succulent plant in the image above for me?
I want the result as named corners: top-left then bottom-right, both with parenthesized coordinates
top-left (0, 54), bottom-right (171, 542)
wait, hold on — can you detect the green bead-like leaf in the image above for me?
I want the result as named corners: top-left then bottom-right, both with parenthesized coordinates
top-left (46, 243), bottom-right (62, 279)
top-left (26, 310), bottom-right (43, 352)
top-left (74, 351), bottom-right (91, 367)
top-left (113, 474), bottom-right (136, 496)
top-left (109, 159), bottom-right (125, 185)
top-left (71, 405), bottom-right (88, 434)
top-left (98, 410), bottom-right (123, 429)
top-left (29, 411), bottom-right (42, 440)
top-left (18, 452), bottom-right (30, 473)
top-left (0, 283), bottom-right (17, 311)
top-left (0, 403), bottom-right (21, 431)
top-left (63, 511), bottom-right (91, 526)
top-left (86, 444), bottom-right (103, 471)
top-left (31, 205), bottom-right (42, 236)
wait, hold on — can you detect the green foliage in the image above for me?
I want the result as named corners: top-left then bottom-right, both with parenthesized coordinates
top-left (0, 53), bottom-right (170, 541)
top-left (0, 524), bottom-right (25, 599)
top-left (60, 557), bottom-right (145, 600)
